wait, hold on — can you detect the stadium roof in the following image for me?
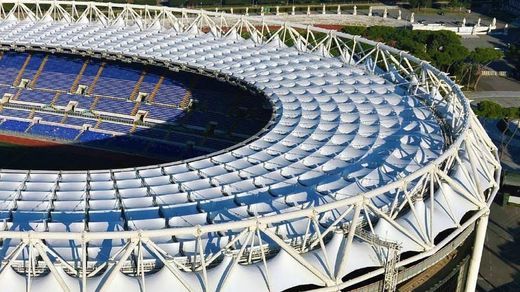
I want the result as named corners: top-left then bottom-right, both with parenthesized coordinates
top-left (0, 1), bottom-right (501, 291)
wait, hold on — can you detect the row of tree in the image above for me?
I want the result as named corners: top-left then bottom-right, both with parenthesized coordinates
top-left (506, 44), bottom-right (520, 74)
top-left (474, 100), bottom-right (520, 119)
top-left (341, 25), bottom-right (504, 89)
top-left (408, 0), bottom-right (470, 9)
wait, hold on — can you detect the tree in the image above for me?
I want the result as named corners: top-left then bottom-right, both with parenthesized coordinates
top-left (341, 26), bottom-right (366, 37)
top-left (474, 100), bottom-right (520, 119)
top-left (469, 47), bottom-right (504, 65)
top-left (409, 0), bottom-right (433, 9)
top-left (338, 25), bottom-right (476, 82)
top-left (431, 43), bottom-right (469, 72)
top-left (364, 26), bottom-right (395, 42)
top-left (506, 44), bottom-right (520, 73)
top-left (475, 100), bottom-right (505, 119)
top-left (421, 30), bottom-right (469, 72)
top-left (469, 47), bottom-right (504, 89)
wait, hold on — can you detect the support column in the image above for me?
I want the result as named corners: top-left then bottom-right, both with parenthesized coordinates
top-left (456, 257), bottom-right (469, 292)
top-left (465, 212), bottom-right (489, 292)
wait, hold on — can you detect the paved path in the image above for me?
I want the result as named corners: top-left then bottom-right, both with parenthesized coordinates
top-left (249, 13), bottom-right (409, 27)
top-left (465, 91), bottom-right (520, 107)
top-left (466, 91), bottom-right (520, 98)
top-left (477, 201), bottom-right (520, 291)
top-left (478, 119), bottom-right (520, 291)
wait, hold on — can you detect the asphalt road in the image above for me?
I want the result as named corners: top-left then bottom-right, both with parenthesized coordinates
top-left (466, 91), bottom-right (520, 108)
top-left (466, 91), bottom-right (520, 98)
top-left (477, 200), bottom-right (520, 291)
top-left (478, 119), bottom-right (520, 291)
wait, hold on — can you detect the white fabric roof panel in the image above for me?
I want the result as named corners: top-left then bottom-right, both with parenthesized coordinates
top-left (0, 12), bottom-right (499, 291)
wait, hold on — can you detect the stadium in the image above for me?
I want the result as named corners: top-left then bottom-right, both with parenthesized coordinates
top-left (0, 1), bottom-right (501, 291)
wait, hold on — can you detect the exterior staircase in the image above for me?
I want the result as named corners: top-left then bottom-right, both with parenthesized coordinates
top-left (24, 120), bottom-right (36, 133)
top-left (60, 113), bottom-right (68, 124)
top-left (131, 101), bottom-right (141, 116)
top-left (29, 55), bottom-right (49, 89)
top-left (94, 118), bottom-right (102, 129)
top-left (50, 92), bottom-right (61, 107)
top-left (179, 75), bottom-right (199, 109)
top-left (87, 62), bottom-right (105, 95)
top-left (129, 71), bottom-right (146, 101)
top-left (90, 96), bottom-right (100, 111)
top-left (130, 123), bottom-right (138, 133)
top-left (13, 54), bottom-right (32, 87)
top-left (12, 88), bottom-right (23, 101)
top-left (28, 109), bottom-right (36, 119)
top-left (70, 59), bottom-right (89, 93)
top-left (73, 130), bottom-right (84, 141)
top-left (179, 90), bottom-right (192, 109)
top-left (146, 76), bottom-right (164, 103)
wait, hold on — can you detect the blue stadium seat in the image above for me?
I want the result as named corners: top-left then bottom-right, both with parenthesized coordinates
top-left (28, 123), bottom-right (80, 140)
top-left (0, 119), bottom-right (30, 132)
top-left (76, 130), bottom-right (113, 142)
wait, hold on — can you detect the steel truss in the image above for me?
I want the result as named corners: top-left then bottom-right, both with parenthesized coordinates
top-left (0, 1), bottom-right (501, 291)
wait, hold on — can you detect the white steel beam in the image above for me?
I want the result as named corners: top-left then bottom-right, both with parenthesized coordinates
top-left (465, 212), bottom-right (489, 292)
